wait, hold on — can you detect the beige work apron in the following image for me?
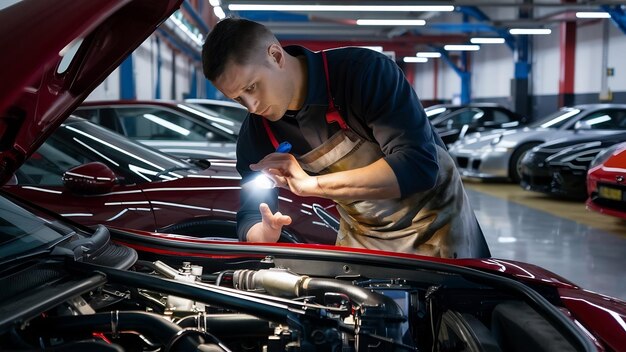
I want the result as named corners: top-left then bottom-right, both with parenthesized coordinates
top-left (262, 51), bottom-right (490, 258)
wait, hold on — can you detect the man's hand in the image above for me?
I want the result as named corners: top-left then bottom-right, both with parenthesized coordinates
top-left (250, 153), bottom-right (317, 196)
top-left (246, 203), bottom-right (292, 242)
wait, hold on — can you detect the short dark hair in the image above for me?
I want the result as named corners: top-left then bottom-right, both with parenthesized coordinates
top-left (202, 18), bottom-right (277, 81)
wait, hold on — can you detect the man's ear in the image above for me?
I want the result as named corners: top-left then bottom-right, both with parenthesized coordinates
top-left (268, 43), bottom-right (284, 68)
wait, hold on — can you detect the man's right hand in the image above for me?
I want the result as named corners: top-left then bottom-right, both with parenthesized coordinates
top-left (245, 203), bottom-right (292, 242)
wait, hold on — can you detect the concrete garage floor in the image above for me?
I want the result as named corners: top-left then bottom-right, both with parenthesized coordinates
top-left (464, 182), bottom-right (626, 301)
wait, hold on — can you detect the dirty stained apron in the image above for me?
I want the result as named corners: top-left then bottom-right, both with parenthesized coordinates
top-left (262, 52), bottom-right (490, 258)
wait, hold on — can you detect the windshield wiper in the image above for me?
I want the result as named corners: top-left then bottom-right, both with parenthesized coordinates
top-left (155, 166), bottom-right (195, 177)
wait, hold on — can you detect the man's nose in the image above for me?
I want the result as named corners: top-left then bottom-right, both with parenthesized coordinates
top-left (240, 96), bottom-right (259, 113)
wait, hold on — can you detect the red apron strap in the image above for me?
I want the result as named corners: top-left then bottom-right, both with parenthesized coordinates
top-left (261, 118), bottom-right (279, 149)
top-left (321, 51), bottom-right (348, 130)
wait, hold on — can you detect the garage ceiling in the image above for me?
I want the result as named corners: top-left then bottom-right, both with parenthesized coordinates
top-left (210, 1), bottom-right (626, 58)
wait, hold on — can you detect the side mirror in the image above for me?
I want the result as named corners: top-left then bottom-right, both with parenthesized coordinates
top-left (63, 162), bottom-right (118, 195)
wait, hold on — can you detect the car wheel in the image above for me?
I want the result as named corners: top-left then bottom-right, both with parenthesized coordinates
top-left (509, 143), bottom-right (540, 183)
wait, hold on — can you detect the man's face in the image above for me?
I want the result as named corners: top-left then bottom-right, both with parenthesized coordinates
top-left (212, 48), bottom-right (293, 121)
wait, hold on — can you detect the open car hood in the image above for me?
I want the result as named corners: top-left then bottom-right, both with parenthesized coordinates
top-left (0, 0), bottom-right (182, 185)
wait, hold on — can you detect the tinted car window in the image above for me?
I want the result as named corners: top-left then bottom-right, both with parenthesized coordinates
top-left (193, 104), bottom-right (248, 124)
top-left (529, 108), bottom-right (582, 129)
top-left (439, 108), bottom-right (483, 128)
top-left (18, 141), bottom-right (87, 186)
top-left (492, 109), bottom-right (513, 124)
top-left (576, 109), bottom-right (626, 130)
top-left (115, 107), bottom-right (223, 142)
top-left (17, 120), bottom-right (196, 185)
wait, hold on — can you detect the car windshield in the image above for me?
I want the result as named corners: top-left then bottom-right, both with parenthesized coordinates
top-left (0, 195), bottom-right (69, 262)
top-left (425, 106), bottom-right (453, 120)
top-left (22, 119), bottom-right (198, 184)
top-left (528, 107), bottom-right (582, 129)
top-left (186, 102), bottom-right (248, 125)
top-left (177, 103), bottom-right (244, 135)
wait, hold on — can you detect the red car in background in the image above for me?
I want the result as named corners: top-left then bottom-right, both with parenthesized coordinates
top-left (586, 141), bottom-right (626, 219)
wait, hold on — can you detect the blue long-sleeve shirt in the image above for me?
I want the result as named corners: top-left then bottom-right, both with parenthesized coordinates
top-left (235, 46), bottom-right (444, 241)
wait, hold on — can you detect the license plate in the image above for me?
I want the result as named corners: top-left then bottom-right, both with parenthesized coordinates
top-left (598, 186), bottom-right (622, 201)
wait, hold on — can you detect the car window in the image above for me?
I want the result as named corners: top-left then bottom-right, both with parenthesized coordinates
top-left (16, 120), bottom-right (197, 185)
top-left (115, 107), bottom-right (231, 142)
top-left (576, 109), bottom-right (626, 130)
top-left (437, 108), bottom-right (484, 128)
top-left (17, 140), bottom-right (87, 186)
top-left (492, 109), bottom-right (513, 124)
top-left (529, 108), bottom-right (582, 129)
top-left (192, 104), bottom-right (248, 124)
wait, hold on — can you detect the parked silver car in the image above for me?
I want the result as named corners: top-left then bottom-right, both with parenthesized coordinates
top-left (448, 104), bottom-right (626, 182)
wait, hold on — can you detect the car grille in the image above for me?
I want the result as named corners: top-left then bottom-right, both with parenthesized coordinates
top-left (456, 157), bottom-right (469, 168)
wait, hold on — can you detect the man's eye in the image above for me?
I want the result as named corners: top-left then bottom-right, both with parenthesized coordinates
top-left (245, 83), bottom-right (256, 92)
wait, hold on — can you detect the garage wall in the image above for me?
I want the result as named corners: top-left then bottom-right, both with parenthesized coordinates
top-left (135, 38), bottom-right (155, 99)
top-left (88, 67), bottom-right (120, 101)
top-left (472, 43), bottom-right (514, 99)
top-left (85, 34), bottom-right (201, 102)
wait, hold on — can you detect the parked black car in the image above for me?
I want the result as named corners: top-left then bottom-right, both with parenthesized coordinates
top-left (520, 131), bottom-right (626, 200)
top-left (426, 103), bottom-right (528, 145)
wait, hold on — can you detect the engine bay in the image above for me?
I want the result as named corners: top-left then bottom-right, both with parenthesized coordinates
top-left (0, 245), bottom-right (584, 352)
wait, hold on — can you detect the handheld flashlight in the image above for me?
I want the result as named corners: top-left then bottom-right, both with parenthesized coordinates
top-left (247, 141), bottom-right (292, 190)
top-left (275, 141), bottom-right (292, 154)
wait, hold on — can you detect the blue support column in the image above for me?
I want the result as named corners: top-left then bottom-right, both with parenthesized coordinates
top-left (511, 2), bottom-right (532, 118)
top-left (204, 80), bottom-right (219, 99)
top-left (436, 47), bottom-right (472, 104)
top-left (460, 52), bottom-right (471, 104)
top-left (119, 55), bottom-right (136, 100)
top-left (602, 5), bottom-right (626, 35)
top-left (155, 36), bottom-right (162, 99)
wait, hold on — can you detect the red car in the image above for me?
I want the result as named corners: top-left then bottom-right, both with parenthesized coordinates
top-left (4, 116), bottom-right (339, 244)
top-left (586, 141), bottom-right (626, 219)
top-left (0, 1), bottom-right (624, 352)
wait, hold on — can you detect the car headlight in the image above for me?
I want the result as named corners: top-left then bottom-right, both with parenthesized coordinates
top-left (589, 143), bottom-right (622, 170)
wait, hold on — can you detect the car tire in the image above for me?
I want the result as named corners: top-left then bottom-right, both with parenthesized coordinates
top-left (509, 143), bottom-right (541, 183)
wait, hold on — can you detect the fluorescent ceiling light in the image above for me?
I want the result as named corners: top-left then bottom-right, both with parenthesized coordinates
top-left (470, 37), bottom-right (505, 44)
top-left (576, 12), bottom-right (611, 19)
top-left (356, 19), bottom-right (425, 26)
top-left (209, 0), bottom-right (221, 6)
top-left (416, 52), bottom-right (441, 58)
top-left (169, 15), bottom-right (203, 46)
top-left (444, 44), bottom-right (480, 51)
top-left (403, 57), bottom-right (428, 63)
top-left (509, 28), bottom-right (552, 35)
top-left (228, 4), bottom-right (454, 12)
top-left (213, 6), bottom-right (226, 19)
